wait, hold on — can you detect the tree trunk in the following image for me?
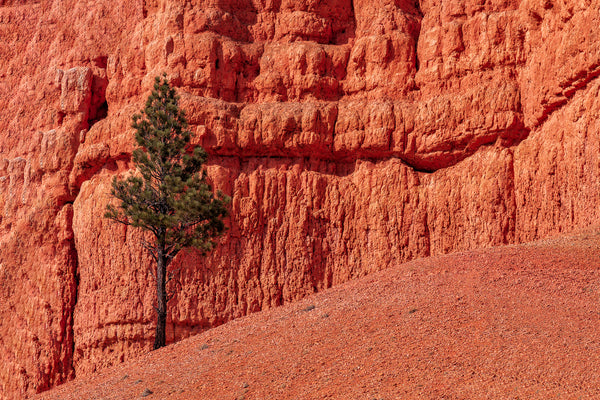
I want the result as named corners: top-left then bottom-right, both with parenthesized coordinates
top-left (154, 248), bottom-right (167, 350)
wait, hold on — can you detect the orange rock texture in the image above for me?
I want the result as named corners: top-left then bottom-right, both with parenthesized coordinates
top-left (0, 0), bottom-right (599, 398)
top-left (31, 230), bottom-right (600, 400)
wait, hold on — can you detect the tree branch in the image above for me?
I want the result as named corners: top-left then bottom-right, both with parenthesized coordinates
top-left (166, 269), bottom-right (183, 303)
top-left (141, 239), bottom-right (158, 262)
top-left (148, 265), bottom-right (156, 282)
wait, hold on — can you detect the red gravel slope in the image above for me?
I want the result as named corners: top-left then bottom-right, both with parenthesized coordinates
top-left (36, 230), bottom-right (600, 399)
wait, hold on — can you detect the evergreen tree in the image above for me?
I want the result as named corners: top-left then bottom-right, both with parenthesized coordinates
top-left (105, 75), bottom-right (229, 350)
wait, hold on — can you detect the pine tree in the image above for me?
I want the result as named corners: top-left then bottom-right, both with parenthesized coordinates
top-left (105, 75), bottom-right (229, 350)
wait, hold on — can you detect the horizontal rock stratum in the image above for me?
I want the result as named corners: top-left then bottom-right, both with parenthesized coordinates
top-left (34, 230), bottom-right (600, 399)
top-left (1, 0), bottom-right (600, 398)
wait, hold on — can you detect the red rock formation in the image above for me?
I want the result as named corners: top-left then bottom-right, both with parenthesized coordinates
top-left (32, 230), bottom-right (600, 400)
top-left (1, 0), bottom-right (600, 398)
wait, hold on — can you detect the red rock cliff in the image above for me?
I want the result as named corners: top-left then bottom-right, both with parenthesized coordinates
top-left (1, 0), bottom-right (599, 398)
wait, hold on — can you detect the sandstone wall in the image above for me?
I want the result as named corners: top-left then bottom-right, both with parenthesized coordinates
top-left (1, 0), bottom-right (599, 398)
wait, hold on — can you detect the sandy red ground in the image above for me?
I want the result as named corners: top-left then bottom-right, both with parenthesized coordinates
top-left (35, 229), bottom-right (600, 399)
